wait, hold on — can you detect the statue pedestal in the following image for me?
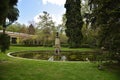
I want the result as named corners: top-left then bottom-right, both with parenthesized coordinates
top-left (54, 34), bottom-right (60, 55)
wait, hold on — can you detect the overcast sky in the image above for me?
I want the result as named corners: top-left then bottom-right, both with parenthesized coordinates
top-left (17, 0), bottom-right (66, 25)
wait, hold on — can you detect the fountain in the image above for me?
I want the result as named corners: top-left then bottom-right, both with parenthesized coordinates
top-left (54, 32), bottom-right (60, 55)
top-left (48, 32), bottom-right (66, 61)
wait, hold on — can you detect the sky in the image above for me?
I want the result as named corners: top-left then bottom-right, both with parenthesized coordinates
top-left (17, 0), bottom-right (66, 25)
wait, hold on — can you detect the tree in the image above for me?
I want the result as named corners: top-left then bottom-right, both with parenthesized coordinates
top-left (88, 0), bottom-right (120, 62)
top-left (19, 25), bottom-right (28, 33)
top-left (6, 22), bottom-right (28, 33)
top-left (0, 0), bottom-right (9, 25)
top-left (28, 24), bottom-right (35, 35)
top-left (37, 11), bottom-right (55, 46)
top-left (6, 24), bottom-right (20, 32)
top-left (0, 0), bottom-right (19, 34)
top-left (65, 0), bottom-right (83, 48)
top-left (82, 24), bottom-right (99, 47)
top-left (0, 0), bottom-right (19, 52)
top-left (56, 14), bottom-right (67, 34)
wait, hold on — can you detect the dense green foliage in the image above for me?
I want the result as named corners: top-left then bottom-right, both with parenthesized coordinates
top-left (6, 22), bottom-right (25, 32)
top-left (0, 34), bottom-right (10, 52)
top-left (0, 0), bottom-right (19, 34)
top-left (65, 0), bottom-right (83, 48)
top-left (1, 0), bottom-right (19, 23)
top-left (82, 24), bottom-right (99, 48)
top-left (0, 0), bottom-right (9, 25)
top-left (88, 0), bottom-right (120, 62)
top-left (28, 24), bottom-right (35, 35)
top-left (0, 0), bottom-right (19, 52)
top-left (36, 11), bottom-right (56, 46)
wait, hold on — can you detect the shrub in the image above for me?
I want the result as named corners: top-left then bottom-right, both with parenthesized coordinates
top-left (0, 34), bottom-right (10, 53)
top-left (61, 44), bottom-right (69, 47)
top-left (80, 44), bottom-right (90, 48)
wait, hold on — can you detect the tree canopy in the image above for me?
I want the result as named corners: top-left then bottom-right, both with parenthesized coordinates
top-left (65, 0), bottom-right (83, 48)
top-left (28, 24), bottom-right (35, 35)
top-left (36, 11), bottom-right (55, 46)
top-left (88, 0), bottom-right (120, 61)
top-left (0, 0), bottom-right (19, 34)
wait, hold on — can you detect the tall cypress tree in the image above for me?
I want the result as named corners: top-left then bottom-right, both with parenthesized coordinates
top-left (65, 0), bottom-right (83, 48)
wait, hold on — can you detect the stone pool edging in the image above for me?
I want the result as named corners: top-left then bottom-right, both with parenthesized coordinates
top-left (7, 50), bottom-right (97, 63)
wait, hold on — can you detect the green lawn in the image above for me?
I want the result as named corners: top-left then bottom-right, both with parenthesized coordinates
top-left (0, 46), bottom-right (120, 80)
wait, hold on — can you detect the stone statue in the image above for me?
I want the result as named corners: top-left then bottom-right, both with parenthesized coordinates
top-left (55, 32), bottom-right (60, 55)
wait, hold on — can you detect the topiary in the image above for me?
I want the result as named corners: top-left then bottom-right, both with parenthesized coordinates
top-left (0, 34), bottom-right (10, 53)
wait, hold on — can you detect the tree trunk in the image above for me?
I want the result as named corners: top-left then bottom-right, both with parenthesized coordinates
top-left (3, 27), bottom-right (6, 34)
top-left (3, 19), bottom-right (6, 34)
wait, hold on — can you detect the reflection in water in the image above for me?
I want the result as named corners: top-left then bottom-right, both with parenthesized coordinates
top-left (48, 55), bottom-right (67, 61)
top-left (61, 56), bottom-right (67, 61)
top-left (48, 56), bottom-right (54, 61)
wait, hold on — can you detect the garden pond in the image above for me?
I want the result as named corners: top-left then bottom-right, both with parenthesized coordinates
top-left (9, 50), bottom-right (102, 61)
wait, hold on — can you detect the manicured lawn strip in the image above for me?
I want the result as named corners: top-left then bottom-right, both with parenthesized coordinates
top-left (0, 46), bottom-right (120, 80)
